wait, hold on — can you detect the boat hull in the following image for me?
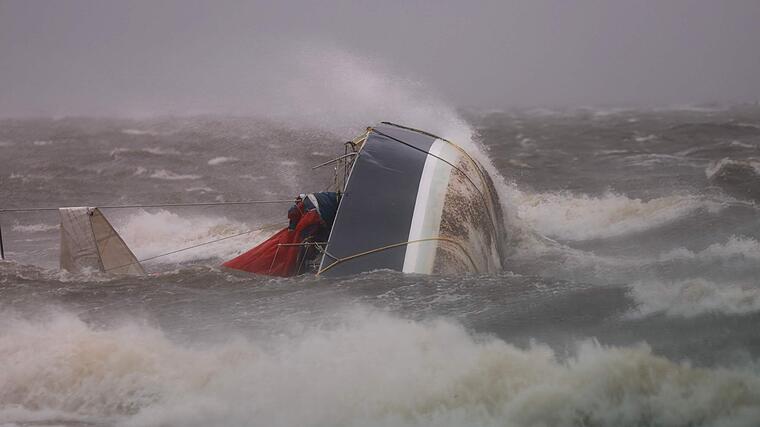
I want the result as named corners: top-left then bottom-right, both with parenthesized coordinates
top-left (318, 123), bottom-right (505, 276)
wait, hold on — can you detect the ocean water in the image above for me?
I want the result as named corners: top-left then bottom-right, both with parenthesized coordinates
top-left (1, 104), bottom-right (760, 426)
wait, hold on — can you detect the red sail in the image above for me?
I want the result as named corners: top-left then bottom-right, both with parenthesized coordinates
top-left (222, 210), bottom-right (322, 276)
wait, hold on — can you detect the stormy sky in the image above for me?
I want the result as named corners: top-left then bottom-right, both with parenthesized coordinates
top-left (1, 0), bottom-right (759, 117)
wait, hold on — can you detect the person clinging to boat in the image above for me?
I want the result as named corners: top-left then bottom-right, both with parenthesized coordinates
top-left (222, 192), bottom-right (340, 276)
top-left (287, 195), bottom-right (305, 232)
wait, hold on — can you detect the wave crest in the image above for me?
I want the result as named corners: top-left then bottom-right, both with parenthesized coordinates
top-left (114, 209), bottom-right (271, 264)
top-left (630, 278), bottom-right (760, 317)
top-left (1, 309), bottom-right (759, 426)
top-left (513, 191), bottom-right (720, 241)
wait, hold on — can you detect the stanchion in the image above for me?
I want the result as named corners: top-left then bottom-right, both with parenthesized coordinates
top-left (0, 218), bottom-right (5, 260)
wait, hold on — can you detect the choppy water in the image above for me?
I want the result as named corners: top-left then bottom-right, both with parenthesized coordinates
top-left (1, 104), bottom-right (760, 426)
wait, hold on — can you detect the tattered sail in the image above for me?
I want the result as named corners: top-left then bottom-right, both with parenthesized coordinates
top-left (59, 207), bottom-right (145, 275)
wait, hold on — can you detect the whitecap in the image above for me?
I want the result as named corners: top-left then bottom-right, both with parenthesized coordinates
top-left (659, 235), bottom-right (760, 262)
top-left (185, 187), bottom-right (216, 193)
top-left (110, 147), bottom-right (180, 157)
top-left (11, 223), bottom-right (59, 233)
top-left (115, 209), bottom-right (279, 263)
top-left (706, 157), bottom-right (760, 180)
top-left (207, 156), bottom-right (239, 165)
top-left (629, 278), bottom-right (760, 317)
top-left (149, 169), bottom-right (201, 180)
top-left (121, 128), bottom-right (162, 136)
top-left (1, 309), bottom-right (758, 426)
top-left (513, 191), bottom-right (721, 241)
top-left (634, 134), bottom-right (657, 142)
top-left (729, 140), bottom-right (756, 149)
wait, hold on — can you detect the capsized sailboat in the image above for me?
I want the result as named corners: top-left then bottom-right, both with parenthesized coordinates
top-left (224, 122), bottom-right (507, 277)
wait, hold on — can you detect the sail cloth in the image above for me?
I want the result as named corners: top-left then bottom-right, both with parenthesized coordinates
top-left (59, 207), bottom-right (145, 275)
top-left (223, 210), bottom-right (323, 276)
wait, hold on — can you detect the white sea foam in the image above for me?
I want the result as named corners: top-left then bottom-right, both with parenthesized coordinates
top-left (654, 104), bottom-right (728, 113)
top-left (111, 147), bottom-right (180, 157)
top-left (121, 128), bottom-right (164, 136)
top-left (705, 157), bottom-right (760, 180)
top-left (7, 172), bottom-right (52, 182)
top-left (595, 149), bottom-right (629, 155)
top-left (518, 137), bottom-right (535, 148)
top-left (240, 174), bottom-right (266, 180)
top-left (32, 140), bottom-right (54, 146)
top-left (144, 147), bottom-right (180, 156)
top-left (1, 309), bottom-right (758, 427)
top-left (591, 107), bottom-right (632, 117)
top-left (149, 169), bottom-right (202, 180)
top-left (208, 156), bottom-right (239, 165)
top-left (511, 190), bottom-right (720, 241)
top-left (737, 123), bottom-right (760, 130)
top-left (630, 278), bottom-right (760, 317)
top-left (730, 140), bottom-right (756, 149)
top-left (114, 209), bottom-right (279, 264)
top-left (634, 134), bottom-right (657, 142)
top-left (11, 223), bottom-right (59, 233)
top-left (185, 186), bottom-right (216, 193)
top-left (659, 236), bottom-right (760, 262)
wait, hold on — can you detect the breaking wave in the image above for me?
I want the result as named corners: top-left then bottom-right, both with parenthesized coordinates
top-left (630, 278), bottom-right (760, 318)
top-left (269, 43), bottom-right (473, 145)
top-left (267, 43), bottom-right (527, 250)
top-left (114, 210), bottom-right (277, 265)
top-left (705, 158), bottom-right (760, 202)
top-left (511, 191), bottom-right (722, 241)
top-left (1, 309), bottom-right (759, 427)
top-left (706, 158), bottom-right (760, 181)
top-left (659, 235), bottom-right (760, 262)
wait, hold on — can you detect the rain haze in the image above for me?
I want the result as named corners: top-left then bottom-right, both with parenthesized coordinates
top-left (1, 0), bottom-right (760, 117)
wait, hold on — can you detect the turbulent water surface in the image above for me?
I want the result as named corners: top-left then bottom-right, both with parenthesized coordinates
top-left (1, 105), bottom-right (760, 426)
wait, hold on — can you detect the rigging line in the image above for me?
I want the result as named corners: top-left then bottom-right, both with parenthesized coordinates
top-left (370, 128), bottom-right (499, 231)
top-left (0, 220), bottom-right (4, 260)
top-left (370, 129), bottom-right (487, 202)
top-left (378, 122), bottom-right (501, 208)
top-left (374, 123), bottom-right (495, 191)
top-left (104, 222), bottom-right (285, 272)
top-left (317, 237), bottom-right (476, 275)
top-left (0, 199), bottom-right (294, 213)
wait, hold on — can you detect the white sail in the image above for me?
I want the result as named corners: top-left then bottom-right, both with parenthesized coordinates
top-left (59, 207), bottom-right (145, 275)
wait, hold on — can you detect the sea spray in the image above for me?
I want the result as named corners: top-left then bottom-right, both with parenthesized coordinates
top-left (512, 191), bottom-right (723, 241)
top-left (1, 308), bottom-right (759, 427)
top-left (114, 209), bottom-right (274, 264)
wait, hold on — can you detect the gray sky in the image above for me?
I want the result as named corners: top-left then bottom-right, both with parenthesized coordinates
top-left (1, 0), bottom-right (759, 117)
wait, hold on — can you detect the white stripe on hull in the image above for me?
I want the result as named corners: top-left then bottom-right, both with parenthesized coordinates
top-left (402, 139), bottom-right (458, 274)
